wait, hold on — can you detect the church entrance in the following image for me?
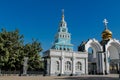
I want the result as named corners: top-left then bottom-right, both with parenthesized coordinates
top-left (108, 46), bottom-right (119, 74)
top-left (109, 60), bottom-right (119, 74)
top-left (88, 48), bottom-right (97, 74)
top-left (88, 62), bottom-right (97, 74)
top-left (80, 39), bottom-right (103, 75)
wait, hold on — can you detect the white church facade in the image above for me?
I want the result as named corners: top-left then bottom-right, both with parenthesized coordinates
top-left (43, 10), bottom-right (120, 76)
top-left (78, 19), bottom-right (120, 75)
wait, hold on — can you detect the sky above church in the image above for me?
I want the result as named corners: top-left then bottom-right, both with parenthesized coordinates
top-left (0, 0), bottom-right (120, 51)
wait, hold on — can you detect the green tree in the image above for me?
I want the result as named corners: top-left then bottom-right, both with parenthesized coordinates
top-left (24, 40), bottom-right (42, 71)
top-left (0, 30), bottom-right (9, 73)
top-left (0, 28), bottom-right (24, 70)
top-left (0, 28), bottom-right (43, 72)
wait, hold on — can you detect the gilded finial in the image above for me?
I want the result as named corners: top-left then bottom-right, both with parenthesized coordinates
top-left (62, 9), bottom-right (64, 21)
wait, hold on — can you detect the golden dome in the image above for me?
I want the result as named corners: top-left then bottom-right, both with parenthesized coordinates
top-left (102, 29), bottom-right (112, 40)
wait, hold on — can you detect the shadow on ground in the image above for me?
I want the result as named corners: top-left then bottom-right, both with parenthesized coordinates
top-left (55, 77), bottom-right (119, 80)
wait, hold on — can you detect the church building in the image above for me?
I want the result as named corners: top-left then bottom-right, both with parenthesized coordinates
top-left (78, 19), bottom-right (120, 74)
top-left (43, 10), bottom-right (120, 76)
top-left (43, 10), bottom-right (88, 76)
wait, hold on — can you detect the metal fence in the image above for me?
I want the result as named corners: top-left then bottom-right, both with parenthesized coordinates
top-left (1, 70), bottom-right (44, 76)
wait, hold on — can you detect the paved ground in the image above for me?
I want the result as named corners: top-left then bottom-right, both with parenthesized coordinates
top-left (0, 74), bottom-right (119, 80)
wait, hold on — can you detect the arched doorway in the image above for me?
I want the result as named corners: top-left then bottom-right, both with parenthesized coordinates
top-left (88, 47), bottom-right (97, 74)
top-left (107, 45), bottom-right (119, 74)
top-left (105, 39), bottom-right (120, 74)
top-left (84, 39), bottom-right (102, 74)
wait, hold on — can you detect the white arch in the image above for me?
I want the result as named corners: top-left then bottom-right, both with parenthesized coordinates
top-left (106, 39), bottom-right (120, 54)
top-left (85, 39), bottom-right (102, 57)
top-left (105, 39), bottom-right (120, 74)
top-left (84, 39), bottom-right (103, 74)
top-left (108, 46), bottom-right (119, 59)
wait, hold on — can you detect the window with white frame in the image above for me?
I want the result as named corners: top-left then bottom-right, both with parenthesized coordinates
top-left (76, 62), bottom-right (82, 71)
top-left (65, 61), bottom-right (71, 71)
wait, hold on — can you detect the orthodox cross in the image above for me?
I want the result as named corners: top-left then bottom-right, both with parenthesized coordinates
top-left (103, 18), bottom-right (108, 29)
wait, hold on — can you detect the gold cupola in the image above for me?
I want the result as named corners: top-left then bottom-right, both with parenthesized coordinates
top-left (102, 19), bottom-right (112, 40)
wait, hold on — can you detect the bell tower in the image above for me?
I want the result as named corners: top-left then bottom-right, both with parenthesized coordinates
top-left (51, 9), bottom-right (73, 51)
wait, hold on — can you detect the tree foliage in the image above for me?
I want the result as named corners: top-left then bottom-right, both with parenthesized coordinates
top-left (24, 40), bottom-right (42, 70)
top-left (0, 28), bottom-right (43, 71)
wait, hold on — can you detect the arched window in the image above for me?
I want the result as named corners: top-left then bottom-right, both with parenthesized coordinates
top-left (63, 35), bottom-right (64, 38)
top-left (65, 61), bottom-right (71, 71)
top-left (64, 48), bottom-right (66, 51)
top-left (60, 47), bottom-right (62, 50)
top-left (67, 48), bottom-right (69, 51)
top-left (61, 23), bottom-right (62, 27)
top-left (76, 62), bottom-right (82, 71)
top-left (56, 61), bottom-right (59, 71)
top-left (60, 35), bottom-right (61, 38)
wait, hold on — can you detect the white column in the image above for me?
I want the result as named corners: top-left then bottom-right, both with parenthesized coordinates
top-left (72, 52), bottom-right (75, 75)
top-left (99, 53), bottom-right (105, 74)
top-left (97, 53), bottom-right (100, 74)
top-left (105, 52), bottom-right (109, 74)
top-left (107, 52), bottom-right (110, 74)
top-left (97, 52), bottom-right (105, 74)
top-left (60, 51), bottom-right (64, 75)
top-left (47, 58), bottom-right (50, 75)
top-left (85, 58), bottom-right (88, 74)
top-left (101, 53), bottom-right (105, 74)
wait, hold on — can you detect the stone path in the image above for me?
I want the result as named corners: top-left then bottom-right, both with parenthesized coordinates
top-left (0, 74), bottom-right (119, 80)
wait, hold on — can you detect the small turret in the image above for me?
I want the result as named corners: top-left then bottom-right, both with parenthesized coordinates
top-left (59, 9), bottom-right (67, 28)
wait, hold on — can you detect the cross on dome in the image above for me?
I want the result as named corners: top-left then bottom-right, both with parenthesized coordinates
top-left (102, 18), bottom-right (112, 40)
top-left (103, 18), bottom-right (108, 29)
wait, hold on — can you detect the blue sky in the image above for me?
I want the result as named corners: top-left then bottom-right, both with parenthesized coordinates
top-left (0, 0), bottom-right (120, 51)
